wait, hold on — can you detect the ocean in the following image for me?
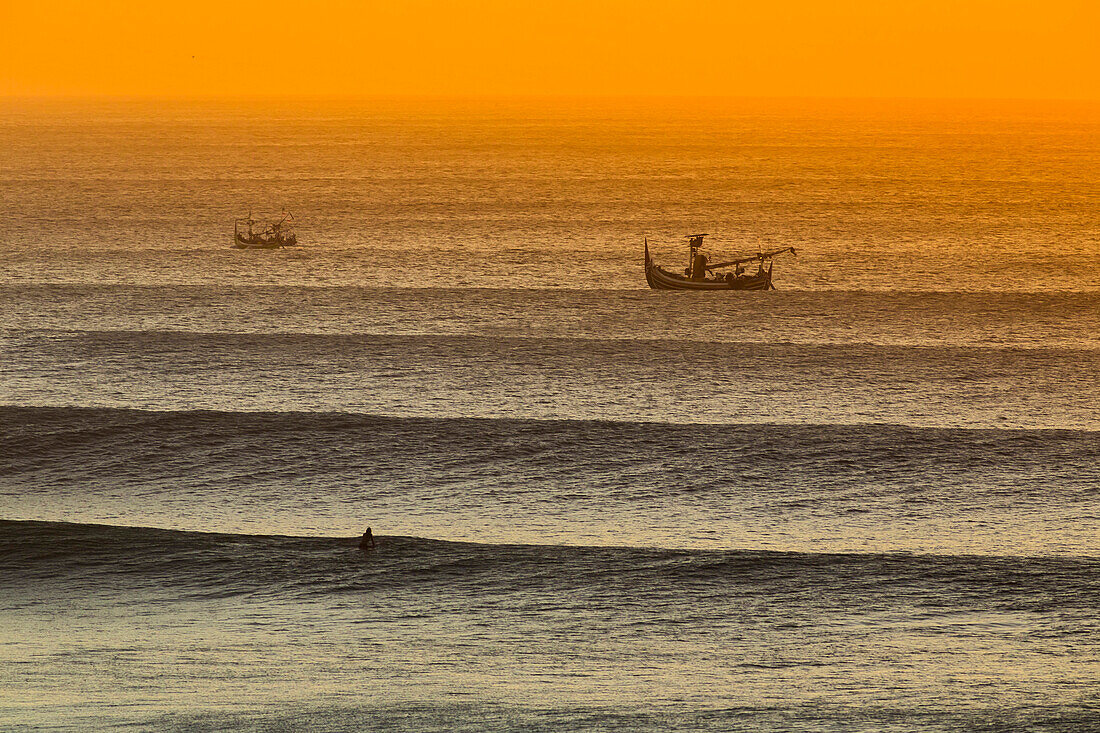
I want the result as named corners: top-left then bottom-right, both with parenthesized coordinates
top-left (2, 97), bottom-right (1099, 731)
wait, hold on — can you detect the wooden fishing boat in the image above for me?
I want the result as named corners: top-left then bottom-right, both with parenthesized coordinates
top-left (644, 234), bottom-right (795, 291)
top-left (233, 211), bottom-right (298, 249)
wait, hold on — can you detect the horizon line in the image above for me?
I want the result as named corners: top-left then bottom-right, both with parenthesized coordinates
top-left (4, 92), bottom-right (1100, 105)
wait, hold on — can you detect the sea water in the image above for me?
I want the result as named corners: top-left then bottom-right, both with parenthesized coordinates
top-left (1, 97), bottom-right (1099, 731)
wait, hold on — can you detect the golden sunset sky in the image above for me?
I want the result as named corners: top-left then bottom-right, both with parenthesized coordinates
top-left (3, 0), bottom-right (1098, 99)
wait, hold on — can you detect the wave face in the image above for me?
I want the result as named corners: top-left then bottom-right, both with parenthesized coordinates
top-left (5, 519), bottom-right (1100, 732)
top-left (5, 330), bottom-right (1100, 430)
top-left (5, 519), bottom-right (1100, 604)
top-left (5, 286), bottom-right (1099, 433)
top-left (4, 407), bottom-right (1099, 557)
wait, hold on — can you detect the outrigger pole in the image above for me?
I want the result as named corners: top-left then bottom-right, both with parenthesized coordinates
top-left (705, 246), bottom-right (797, 271)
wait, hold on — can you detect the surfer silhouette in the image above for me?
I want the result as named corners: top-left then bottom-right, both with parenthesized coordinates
top-left (359, 527), bottom-right (376, 550)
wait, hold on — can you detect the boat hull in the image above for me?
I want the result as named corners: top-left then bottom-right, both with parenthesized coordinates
top-left (233, 221), bottom-right (297, 249)
top-left (233, 241), bottom-right (288, 250)
top-left (644, 241), bottom-right (772, 290)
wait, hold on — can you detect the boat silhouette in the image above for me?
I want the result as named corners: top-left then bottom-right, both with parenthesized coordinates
top-left (234, 211), bottom-right (298, 249)
top-left (644, 234), bottom-right (795, 290)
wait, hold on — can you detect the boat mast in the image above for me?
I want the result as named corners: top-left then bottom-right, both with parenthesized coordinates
top-left (687, 233), bottom-right (708, 275)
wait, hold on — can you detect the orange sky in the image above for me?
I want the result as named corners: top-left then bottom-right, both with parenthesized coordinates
top-left (2, 0), bottom-right (1098, 99)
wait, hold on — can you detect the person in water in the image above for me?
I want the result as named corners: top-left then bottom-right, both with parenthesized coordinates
top-left (359, 527), bottom-right (376, 550)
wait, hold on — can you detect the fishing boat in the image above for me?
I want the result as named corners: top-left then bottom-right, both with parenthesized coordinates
top-left (233, 211), bottom-right (298, 249)
top-left (644, 234), bottom-right (795, 290)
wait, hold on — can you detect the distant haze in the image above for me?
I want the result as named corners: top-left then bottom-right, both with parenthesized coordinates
top-left (3, 0), bottom-right (1099, 99)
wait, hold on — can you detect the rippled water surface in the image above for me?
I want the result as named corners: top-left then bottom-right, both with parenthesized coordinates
top-left (2, 99), bottom-right (1099, 731)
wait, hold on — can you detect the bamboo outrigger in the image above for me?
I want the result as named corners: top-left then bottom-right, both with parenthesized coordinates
top-left (644, 234), bottom-right (795, 290)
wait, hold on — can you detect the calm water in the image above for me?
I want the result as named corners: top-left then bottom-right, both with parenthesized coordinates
top-left (2, 98), bottom-right (1099, 731)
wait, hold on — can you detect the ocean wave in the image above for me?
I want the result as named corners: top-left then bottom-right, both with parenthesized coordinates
top-left (10, 327), bottom-right (1100, 354)
top-left (5, 329), bottom-right (1100, 430)
top-left (4, 520), bottom-right (1099, 609)
top-left (9, 330), bottom-right (1100, 374)
top-left (5, 405), bottom-right (1097, 485)
top-left (6, 407), bottom-right (1099, 558)
top-left (4, 285), bottom-right (1100, 351)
